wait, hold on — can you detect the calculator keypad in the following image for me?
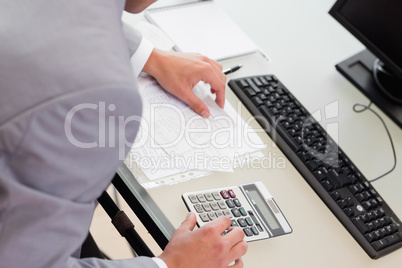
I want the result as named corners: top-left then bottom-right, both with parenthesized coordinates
top-left (184, 187), bottom-right (270, 241)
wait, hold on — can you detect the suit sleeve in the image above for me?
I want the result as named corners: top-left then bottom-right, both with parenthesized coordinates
top-left (0, 87), bottom-right (159, 268)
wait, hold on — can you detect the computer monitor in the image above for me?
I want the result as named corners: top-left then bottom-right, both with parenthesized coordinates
top-left (329, 0), bottom-right (402, 128)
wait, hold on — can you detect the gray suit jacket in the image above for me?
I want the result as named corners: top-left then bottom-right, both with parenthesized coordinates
top-left (0, 0), bottom-right (157, 267)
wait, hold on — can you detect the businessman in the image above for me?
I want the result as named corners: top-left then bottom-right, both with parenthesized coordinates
top-left (0, 0), bottom-right (246, 267)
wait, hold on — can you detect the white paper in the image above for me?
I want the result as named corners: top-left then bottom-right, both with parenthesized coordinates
top-left (126, 75), bottom-right (266, 183)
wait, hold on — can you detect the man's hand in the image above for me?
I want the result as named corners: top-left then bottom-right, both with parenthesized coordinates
top-left (158, 212), bottom-right (247, 268)
top-left (142, 49), bottom-right (226, 118)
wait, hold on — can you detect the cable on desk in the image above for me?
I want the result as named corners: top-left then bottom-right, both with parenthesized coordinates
top-left (353, 102), bottom-right (397, 182)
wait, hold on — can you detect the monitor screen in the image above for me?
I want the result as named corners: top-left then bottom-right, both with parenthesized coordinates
top-left (329, 0), bottom-right (402, 81)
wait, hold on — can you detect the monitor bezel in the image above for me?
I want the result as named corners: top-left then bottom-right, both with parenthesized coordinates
top-left (329, 0), bottom-right (402, 81)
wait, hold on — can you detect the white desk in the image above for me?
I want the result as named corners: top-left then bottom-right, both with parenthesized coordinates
top-left (120, 0), bottom-right (402, 266)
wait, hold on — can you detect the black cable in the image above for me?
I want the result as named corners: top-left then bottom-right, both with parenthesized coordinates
top-left (352, 102), bottom-right (397, 182)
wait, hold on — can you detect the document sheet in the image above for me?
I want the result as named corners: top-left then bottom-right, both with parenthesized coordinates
top-left (125, 75), bottom-right (266, 188)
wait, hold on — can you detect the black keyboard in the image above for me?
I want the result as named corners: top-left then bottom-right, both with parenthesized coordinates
top-left (228, 75), bottom-right (402, 259)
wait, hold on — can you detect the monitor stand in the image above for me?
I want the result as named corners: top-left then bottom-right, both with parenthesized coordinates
top-left (335, 49), bottom-right (402, 129)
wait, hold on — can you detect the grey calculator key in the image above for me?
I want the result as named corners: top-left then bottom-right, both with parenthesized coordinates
top-left (189, 195), bottom-right (198, 204)
top-left (239, 207), bottom-right (247, 216)
top-left (237, 218), bottom-right (247, 227)
top-left (218, 201), bottom-right (227, 209)
top-left (199, 213), bottom-right (209, 222)
top-left (208, 212), bottom-right (217, 220)
top-left (212, 192), bottom-right (222, 200)
top-left (226, 199), bottom-right (235, 208)
top-left (204, 193), bottom-right (214, 201)
top-left (246, 217), bottom-right (254, 226)
top-left (223, 210), bottom-right (232, 218)
top-left (231, 208), bottom-right (241, 217)
top-left (243, 228), bottom-right (254, 237)
top-left (210, 202), bottom-right (219, 211)
top-left (197, 194), bottom-right (207, 202)
top-left (233, 198), bottom-right (242, 207)
top-left (231, 219), bottom-right (239, 227)
top-left (194, 204), bottom-right (204, 213)
top-left (251, 226), bottom-right (259, 235)
top-left (202, 203), bottom-right (212, 212)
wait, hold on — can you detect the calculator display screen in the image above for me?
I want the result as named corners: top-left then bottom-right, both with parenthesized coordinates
top-left (247, 188), bottom-right (280, 230)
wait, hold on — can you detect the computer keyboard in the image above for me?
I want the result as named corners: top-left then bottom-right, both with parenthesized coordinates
top-left (228, 75), bottom-right (402, 259)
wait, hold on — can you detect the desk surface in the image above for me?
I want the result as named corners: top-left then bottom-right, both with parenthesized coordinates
top-left (121, 0), bottom-right (402, 266)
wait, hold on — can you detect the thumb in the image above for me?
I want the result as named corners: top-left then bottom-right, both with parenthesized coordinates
top-left (179, 212), bottom-right (197, 231)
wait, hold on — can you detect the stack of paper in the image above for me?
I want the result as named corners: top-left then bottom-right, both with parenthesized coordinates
top-left (125, 75), bottom-right (266, 188)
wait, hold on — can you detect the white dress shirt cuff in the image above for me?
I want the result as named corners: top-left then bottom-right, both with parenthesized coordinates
top-left (152, 257), bottom-right (168, 268)
top-left (130, 38), bottom-right (154, 78)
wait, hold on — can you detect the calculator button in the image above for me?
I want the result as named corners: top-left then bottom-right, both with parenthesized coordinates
top-left (231, 208), bottom-right (241, 217)
top-left (188, 195), bottom-right (198, 204)
top-left (204, 193), bottom-right (214, 202)
top-left (237, 218), bottom-right (248, 227)
top-left (194, 204), bottom-right (204, 213)
top-left (256, 223), bottom-right (264, 232)
top-left (210, 202), bottom-right (219, 211)
top-left (212, 192), bottom-right (222, 200)
top-left (223, 210), bottom-right (232, 218)
top-left (231, 219), bottom-right (239, 227)
top-left (239, 207), bottom-right (247, 216)
top-left (243, 228), bottom-right (254, 237)
top-left (218, 201), bottom-right (228, 210)
top-left (202, 203), bottom-right (212, 212)
top-left (216, 211), bottom-right (224, 218)
top-left (245, 217), bottom-right (254, 226)
top-left (220, 190), bottom-right (230, 199)
top-left (199, 213), bottom-right (209, 222)
top-left (226, 199), bottom-right (235, 208)
top-left (251, 226), bottom-right (259, 235)
top-left (228, 189), bottom-right (236, 198)
top-left (208, 212), bottom-right (218, 220)
top-left (233, 198), bottom-right (242, 207)
top-left (196, 194), bottom-right (207, 202)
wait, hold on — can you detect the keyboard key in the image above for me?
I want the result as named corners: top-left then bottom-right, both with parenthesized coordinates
top-left (371, 239), bottom-right (389, 251)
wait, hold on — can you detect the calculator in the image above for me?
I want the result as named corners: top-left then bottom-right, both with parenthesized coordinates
top-left (182, 182), bottom-right (292, 242)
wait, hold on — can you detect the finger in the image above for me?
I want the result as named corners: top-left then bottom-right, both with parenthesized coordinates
top-left (228, 258), bottom-right (244, 268)
top-left (227, 241), bottom-right (248, 266)
top-left (178, 212), bottom-right (197, 232)
top-left (214, 85), bottom-right (226, 108)
top-left (199, 63), bottom-right (226, 97)
top-left (203, 216), bottom-right (232, 233)
top-left (224, 226), bottom-right (245, 244)
top-left (183, 91), bottom-right (210, 118)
